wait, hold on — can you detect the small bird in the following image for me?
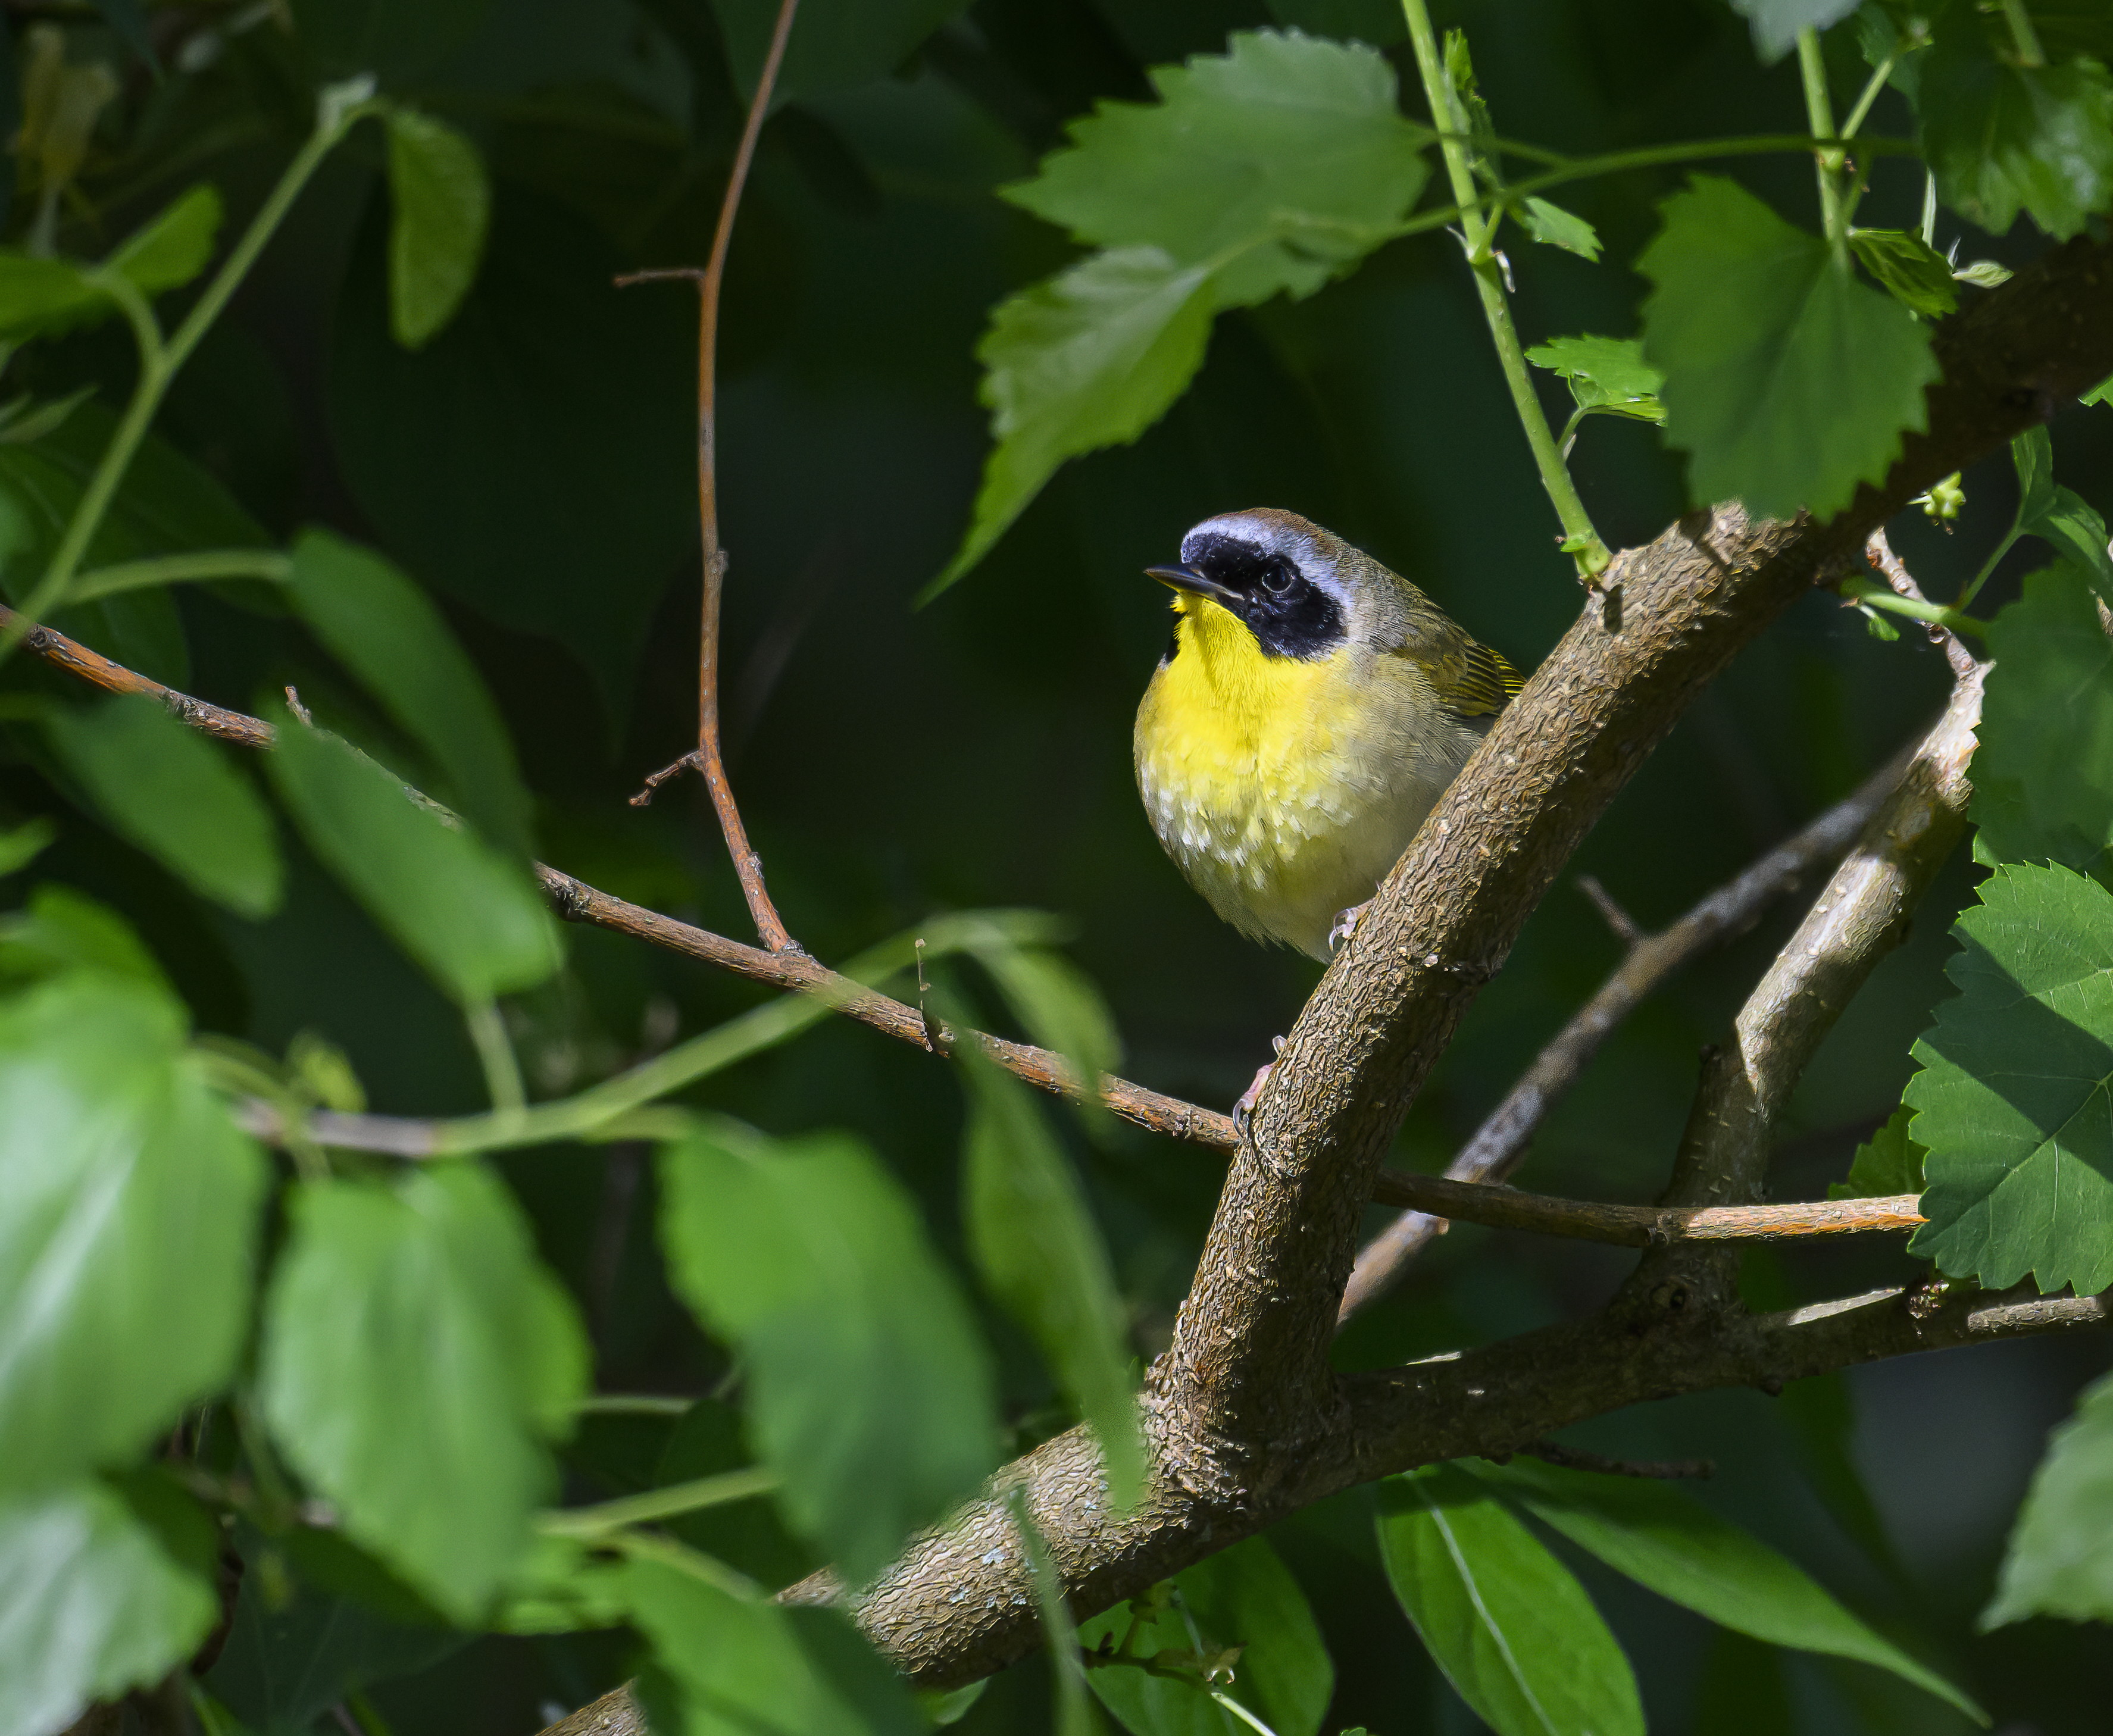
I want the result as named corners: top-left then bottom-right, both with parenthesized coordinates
top-left (1134, 508), bottom-right (1521, 962)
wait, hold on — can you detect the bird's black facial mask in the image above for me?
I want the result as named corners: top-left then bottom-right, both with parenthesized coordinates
top-left (1177, 533), bottom-right (1346, 661)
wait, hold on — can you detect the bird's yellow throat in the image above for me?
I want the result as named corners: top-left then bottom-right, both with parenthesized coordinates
top-left (1151, 592), bottom-right (1346, 764)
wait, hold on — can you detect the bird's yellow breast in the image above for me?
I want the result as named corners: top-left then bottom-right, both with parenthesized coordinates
top-left (1133, 596), bottom-right (1478, 959)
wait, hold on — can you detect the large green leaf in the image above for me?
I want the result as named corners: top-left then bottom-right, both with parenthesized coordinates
top-left (285, 528), bottom-right (532, 855)
top-left (384, 108), bottom-right (490, 351)
top-left (1984, 1369), bottom-right (2113, 1626)
top-left (1828, 1104), bottom-right (1927, 1200)
top-left (256, 1164), bottom-right (589, 1622)
top-left (1079, 1537), bottom-right (1334, 1736)
top-left (1918, 12), bottom-right (2113, 239)
top-left (1906, 861), bottom-right (2113, 1294)
top-left (628, 1554), bottom-right (923, 1736)
top-left (0, 969), bottom-right (265, 1494)
top-left (960, 1056), bottom-right (1145, 1507)
top-left (1005, 30), bottom-right (1429, 308)
top-left (0, 1479), bottom-right (220, 1734)
top-left (1639, 176), bottom-right (1938, 520)
top-left (266, 717), bottom-right (560, 1005)
top-left (927, 248), bottom-right (1213, 599)
top-left (1375, 1466), bottom-right (1643, 1736)
top-left (1970, 564), bottom-right (2113, 879)
top-left (45, 692), bottom-right (283, 918)
top-left (1465, 1457), bottom-right (1979, 1719)
top-left (658, 1122), bottom-right (999, 1585)
top-left (709, 0), bottom-right (971, 98)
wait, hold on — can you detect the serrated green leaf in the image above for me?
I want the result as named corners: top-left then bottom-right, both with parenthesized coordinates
top-left (45, 692), bottom-right (283, 918)
top-left (265, 717), bottom-right (559, 1005)
top-left (385, 108), bottom-right (490, 351)
top-left (1918, 19), bottom-right (2113, 239)
top-left (1465, 1457), bottom-right (1980, 1720)
top-left (107, 183), bottom-right (224, 296)
top-left (286, 528), bottom-right (532, 854)
top-left (927, 248), bottom-right (1214, 599)
top-left (1376, 1466), bottom-right (1643, 1736)
top-left (658, 1122), bottom-right (999, 1585)
top-left (1515, 196), bottom-right (1602, 261)
top-left (0, 1479), bottom-right (220, 1734)
top-left (1953, 258), bottom-right (2014, 288)
top-left (1526, 333), bottom-right (1665, 415)
top-left (257, 1163), bottom-right (589, 1622)
top-left (1262, 0), bottom-right (1406, 48)
top-left (1079, 1537), bottom-right (1334, 1736)
top-left (0, 969), bottom-right (265, 1494)
top-left (1984, 1368), bottom-right (2113, 1626)
top-left (629, 1553), bottom-right (924, 1736)
top-left (959, 1055), bottom-right (1145, 1507)
top-left (1004, 30), bottom-right (1429, 308)
top-left (1971, 564), bottom-right (2113, 878)
top-left (1906, 861), bottom-right (2113, 1293)
top-left (1639, 176), bottom-right (1938, 520)
top-left (1730, 0), bottom-right (1862, 63)
top-left (1847, 227), bottom-right (1959, 317)
top-left (1829, 1105), bottom-right (1927, 1199)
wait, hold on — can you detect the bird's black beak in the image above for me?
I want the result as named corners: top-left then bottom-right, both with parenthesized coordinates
top-left (1146, 563), bottom-right (1240, 606)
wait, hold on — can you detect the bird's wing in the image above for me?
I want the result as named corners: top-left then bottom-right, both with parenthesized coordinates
top-left (1387, 618), bottom-right (1523, 720)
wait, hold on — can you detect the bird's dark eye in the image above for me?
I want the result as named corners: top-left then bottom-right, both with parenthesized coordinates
top-left (1262, 561), bottom-right (1294, 595)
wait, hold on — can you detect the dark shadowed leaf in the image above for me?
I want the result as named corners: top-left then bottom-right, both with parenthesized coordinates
top-left (107, 183), bottom-right (224, 295)
top-left (710, 0), bottom-right (971, 98)
top-left (1984, 1369), bottom-right (2113, 1626)
top-left (385, 108), bottom-right (490, 350)
top-left (266, 717), bottom-right (559, 1005)
top-left (1079, 1537), bottom-right (1333, 1736)
top-left (1639, 176), bottom-right (1937, 520)
top-left (1907, 862), bottom-right (2113, 1294)
top-left (960, 1056), bottom-right (1145, 1507)
top-left (1918, 17), bottom-right (2113, 239)
top-left (0, 883), bottom-right (169, 989)
top-left (1465, 1456), bottom-right (1978, 1719)
top-left (0, 184), bottom-right (223, 343)
top-left (45, 692), bottom-right (283, 918)
top-left (1971, 564), bottom-right (2113, 878)
top-left (1376, 1466), bottom-right (1643, 1736)
top-left (1829, 1105), bottom-right (1927, 1199)
top-left (286, 528), bottom-right (532, 855)
top-left (0, 1479), bottom-right (219, 1734)
top-left (1847, 229), bottom-right (1958, 318)
top-left (0, 969), bottom-right (265, 1493)
top-left (654, 1399), bottom-right (815, 1589)
top-left (658, 1121), bottom-right (999, 1585)
top-left (257, 1163), bottom-right (589, 1623)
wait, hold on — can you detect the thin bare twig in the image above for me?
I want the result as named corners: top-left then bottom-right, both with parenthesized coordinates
top-left (1339, 750), bottom-right (1905, 1321)
top-left (619, 0), bottom-right (801, 958)
top-left (1866, 526), bottom-right (1981, 681)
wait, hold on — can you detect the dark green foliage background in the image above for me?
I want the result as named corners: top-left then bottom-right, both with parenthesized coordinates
top-left (2, 0), bottom-right (2110, 1730)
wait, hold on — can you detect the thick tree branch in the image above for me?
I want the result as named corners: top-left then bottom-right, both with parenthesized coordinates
top-left (1341, 749), bottom-right (1906, 1320)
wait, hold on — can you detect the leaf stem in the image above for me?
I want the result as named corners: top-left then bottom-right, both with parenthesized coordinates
top-left (1999, 0), bottom-right (2046, 67)
top-left (67, 547), bottom-right (292, 604)
top-left (1399, 0), bottom-right (1609, 578)
top-left (1958, 528), bottom-right (2023, 611)
top-left (538, 1465), bottom-right (780, 1537)
top-left (1797, 29), bottom-right (1846, 248)
top-left (464, 997), bottom-right (527, 1116)
top-left (1836, 576), bottom-right (1987, 636)
top-left (1839, 54), bottom-right (1895, 141)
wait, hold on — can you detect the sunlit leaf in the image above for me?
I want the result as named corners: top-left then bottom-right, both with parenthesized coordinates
top-left (1728, 0), bottom-right (1861, 63)
top-left (1828, 1105), bottom-right (1927, 1199)
top-left (1906, 862), bottom-right (2113, 1294)
top-left (0, 1479), bottom-right (219, 1734)
top-left (1846, 227), bottom-right (1958, 318)
top-left (286, 528), bottom-right (532, 853)
top-left (266, 716), bottom-right (560, 1005)
top-left (1080, 1537), bottom-right (1334, 1736)
top-left (1984, 1369), bottom-right (2113, 1626)
top-left (1466, 1456), bottom-right (1980, 1719)
top-left (45, 692), bottom-right (283, 918)
top-left (257, 1163), bottom-right (589, 1622)
top-left (1640, 176), bottom-right (1937, 520)
top-left (1376, 1466), bottom-right (1643, 1736)
top-left (1526, 333), bottom-right (1665, 420)
top-left (0, 969), bottom-right (265, 1493)
top-left (1515, 196), bottom-right (1601, 261)
top-left (385, 108), bottom-right (490, 349)
top-left (658, 1122), bottom-right (999, 1585)
top-left (960, 1056), bottom-right (1145, 1507)
top-left (1971, 564), bottom-right (2113, 880)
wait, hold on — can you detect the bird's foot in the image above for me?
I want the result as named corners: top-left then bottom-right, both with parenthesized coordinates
top-left (1329, 901), bottom-right (1371, 953)
top-left (1232, 1037), bottom-right (1287, 1132)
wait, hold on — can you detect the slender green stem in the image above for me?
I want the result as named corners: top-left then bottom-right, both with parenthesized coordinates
top-left (67, 547), bottom-right (293, 604)
top-left (1399, 0), bottom-right (1609, 577)
top-left (464, 998), bottom-right (527, 1116)
top-left (1836, 577), bottom-right (1987, 637)
top-left (573, 1394), bottom-right (696, 1416)
top-left (609, 1528), bottom-right (759, 1599)
top-left (538, 1466), bottom-right (780, 1538)
top-left (1919, 170), bottom-right (1939, 246)
top-left (1797, 30), bottom-right (1845, 248)
top-left (1999, 0), bottom-right (2045, 67)
top-left (1840, 54), bottom-right (1895, 141)
top-left (1206, 1691), bottom-right (1281, 1736)
top-left (1958, 528), bottom-right (2023, 611)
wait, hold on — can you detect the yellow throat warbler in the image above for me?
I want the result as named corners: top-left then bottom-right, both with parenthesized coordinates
top-left (1134, 508), bottom-right (1522, 961)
